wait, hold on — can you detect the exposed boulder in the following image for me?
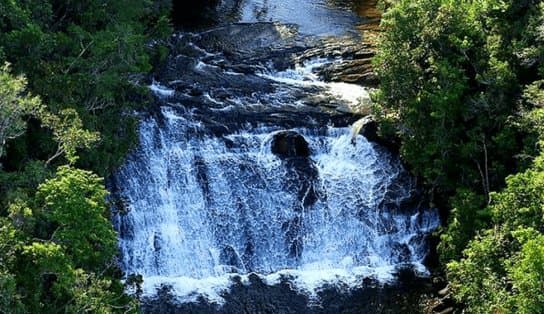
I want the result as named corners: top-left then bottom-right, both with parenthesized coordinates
top-left (296, 36), bottom-right (379, 86)
top-left (287, 159), bottom-right (320, 208)
top-left (320, 58), bottom-right (379, 86)
top-left (352, 116), bottom-right (400, 153)
top-left (352, 115), bottom-right (379, 143)
top-left (271, 131), bottom-right (320, 209)
top-left (271, 131), bottom-right (310, 158)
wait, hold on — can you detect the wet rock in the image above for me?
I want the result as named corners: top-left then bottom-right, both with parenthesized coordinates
top-left (288, 159), bottom-right (320, 208)
top-left (352, 115), bottom-right (379, 143)
top-left (394, 265), bottom-right (422, 284)
top-left (242, 241), bottom-right (255, 270)
top-left (352, 116), bottom-right (401, 154)
top-left (296, 36), bottom-right (378, 86)
top-left (149, 24), bottom-right (375, 132)
top-left (193, 23), bottom-right (300, 57)
top-left (117, 219), bottom-right (135, 240)
top-left (282, 216), bottom-right (304, 259)
top-left (193, 156), bottom-right (212, 203)
top-left (142, 274), bottom-right (436, 314)
top-left (188, 87), bottom-right (203, 97)
top-left (320, 57), bottom-right (378, 86)
top-left (271, 131), bottom-right (310, 158)
top-left (391, 243), bottom-right (412, 263)
top-left (219, 245), bottom-right (245, 270)
top-left (270, 131), bottom-right (321, 209)
top-left (153, 233), bottom-right (162, 252)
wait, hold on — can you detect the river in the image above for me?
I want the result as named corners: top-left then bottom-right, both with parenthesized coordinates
top-left (110, 1), bottom-right (440, 313)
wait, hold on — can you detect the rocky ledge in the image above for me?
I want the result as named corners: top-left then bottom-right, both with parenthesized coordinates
top-left (142, 268), bottom-right (437, 314)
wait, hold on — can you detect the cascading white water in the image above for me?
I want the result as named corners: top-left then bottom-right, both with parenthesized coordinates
top-left (113, 105), bottom-right (439, 303)
top-left (110, 28), bottom-right (441, 303)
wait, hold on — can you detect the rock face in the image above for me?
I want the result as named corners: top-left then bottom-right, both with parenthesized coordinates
top-left (269, 131), bottom-right (317, 204)
top-left (271, 131), bottom-right (310, 158)
top-left (352, 116), bottom-right (400, 154)
top-left (293, 36), bottom-right (378, 86)
top-left (142, 270), bottom-right (436, 314)
top-left (320, 57), bottom-right (378, 86)
top-left (131, 2), bottom-right (439, 312)
top-left (270, 130), bottom-right (319, 259)
top-left (352, 116), bottom-right (379, 143)
top-left (310, 0), bottom-right (382, 86)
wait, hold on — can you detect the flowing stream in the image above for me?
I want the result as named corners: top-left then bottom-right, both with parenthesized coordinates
top-left (111, 1), bottom-right (440, 311)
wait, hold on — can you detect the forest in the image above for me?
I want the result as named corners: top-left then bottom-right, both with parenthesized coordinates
top-left (0, 0), bottom-right (171, 311)
top-left (0, 0), bottom-right (543, 313)
top-left (375, 0), bottom-right (544, 312)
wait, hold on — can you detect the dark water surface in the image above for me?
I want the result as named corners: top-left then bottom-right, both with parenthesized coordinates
top-left (236, 0), bottom-right (363, 35)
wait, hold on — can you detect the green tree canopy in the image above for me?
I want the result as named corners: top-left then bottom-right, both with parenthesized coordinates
top-left (0, 63), bottom-right (42, 159)
top-left (0, 166), bottom-right (135, 313)
top-left (36, 166), bottom-right (117, 271)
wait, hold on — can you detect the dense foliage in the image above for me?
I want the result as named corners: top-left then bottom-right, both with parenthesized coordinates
top-left (0, 0), bottom-right (172, 312)
top-left (0, 64), bottom-right (41, 158)
top-left (1, 166), bottom-right (136, 312)
top-left (376, 0), bottom-right (544, 312)
top-left (448, 151), bottom-right (544, 313)
top-left (0, 0), bottom-right (171, 175)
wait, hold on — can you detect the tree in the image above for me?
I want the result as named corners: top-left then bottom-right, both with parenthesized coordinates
top-left (0, 63), bottom-right (42, 159)
top-left (0, 0), bottom-right (173, 311)
top-left (0, 0), bottom-right (171, 175)
top-left (374, 0), bottom-right (518, 197)
top-left (66, 269), bottom-right (138, 314)
top-left (0, 62), bottom-right (100, 168)
top-left (0, 218), bottom-right (25, 312)
top-left (376, 1), bottom-right (544, 312)
top-left (447, 148), bottom-right (544, 313)
top-left (375, 0), bottom-right (544, 262)
top-left (509, 232), bottom-right (544, 314)
top-left (0, 166), bottom-right (135, 313)
top-left (41, 109), bottom-right (100, 165)
top-left (36, 166), bottom-right (116, 271)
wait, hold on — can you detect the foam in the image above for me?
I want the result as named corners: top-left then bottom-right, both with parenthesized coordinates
top-left (139, 261), bottom-right (422, 306)
top-left (260, 58), bottom-right (370, 108)
top-left (149, 81), bottom-right (175, 97)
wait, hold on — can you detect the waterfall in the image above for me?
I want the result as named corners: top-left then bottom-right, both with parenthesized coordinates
top-left (111, 14), bottom-right (439, 306)
top-left (112, 107), bottom-right (439, 304)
